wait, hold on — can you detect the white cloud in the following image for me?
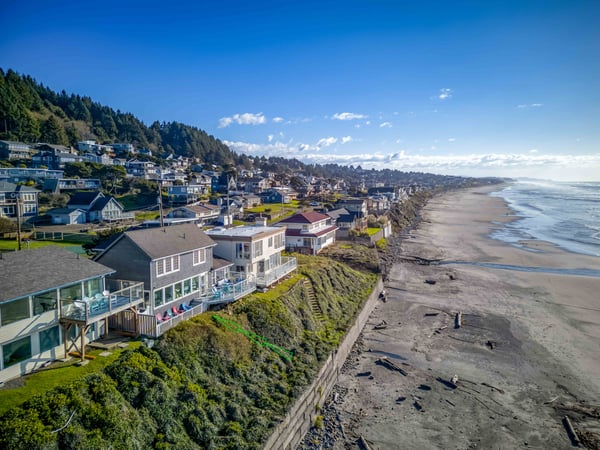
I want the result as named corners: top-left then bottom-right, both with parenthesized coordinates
top-left (267, 134), bottom-right (274, 142)
top-left (448, 138), bottom-right (456, 142)
top-left (529, 149), bottom-right (538, 153)
top-left (438, 88), bottom-right (453, 100)
top-left (332, 112), bottom-right (368, 121)
top-left (224, 139), bottom-right (600, 180)
top-left (218, 112), bottom-right (266, 128)
top-left (341, 136), bottom-right (353, 144)
top-left (365, 121), bottom-right (371, 126)
top-left (272, 116), bottom-right (284, 123)
top-left (316, 137), bottom-right (338, 148)
top-left (517, 103), bottom-right (543, 109)
top-left (379, 122), bottom-right (392, 128)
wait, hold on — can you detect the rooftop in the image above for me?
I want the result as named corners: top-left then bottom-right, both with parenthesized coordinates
top-left (0, 247), bottom-right (114, 303)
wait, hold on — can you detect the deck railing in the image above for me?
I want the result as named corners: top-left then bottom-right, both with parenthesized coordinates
top-left (200, 276), bottom-right (257, 305)
top-left (60, 281), bottom-right (144, 323)
top-left (256, 256), bottom-right (297, 287)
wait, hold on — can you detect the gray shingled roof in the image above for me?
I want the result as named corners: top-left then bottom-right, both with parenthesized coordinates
top-left (123, 223), bottom-right (216, 259)
top-left (0, 247), bottom-right (115, 303)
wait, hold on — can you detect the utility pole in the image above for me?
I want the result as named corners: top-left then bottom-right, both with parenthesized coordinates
top-left (16, 196), bottom-right (22, 251)
top-left (157, 180), bottom-right (165, 229)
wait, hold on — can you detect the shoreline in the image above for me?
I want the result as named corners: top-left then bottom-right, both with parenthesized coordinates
top-left (299, 185), bottom-right (600, 449)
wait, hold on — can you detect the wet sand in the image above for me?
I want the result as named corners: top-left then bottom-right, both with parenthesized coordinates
top-left (301, 185), bottom-right (600, 449)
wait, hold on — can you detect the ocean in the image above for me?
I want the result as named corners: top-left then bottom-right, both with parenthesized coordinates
top-left (490, 180), bottom-right (600, 257)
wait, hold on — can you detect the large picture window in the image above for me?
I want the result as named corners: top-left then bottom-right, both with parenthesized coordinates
top-left (60, 283), bottom-right (82, 303)
top-left (84, 278), bottom-right (102, 298)
top-left (154, 289), bottom-right (164, 307)
top-left (33, 290), bottom-right (58, 315)
top-left (3, 336), bottom-right (31, 368)
top-left (39, 326), bottom-right (60, 353)
top-left (1, 297), bottom-right (30, 326)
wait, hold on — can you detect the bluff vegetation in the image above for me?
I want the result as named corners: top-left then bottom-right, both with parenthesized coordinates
top-left (0, 256), bottom-right (377, 450)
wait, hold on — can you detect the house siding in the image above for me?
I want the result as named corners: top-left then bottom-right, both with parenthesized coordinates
top-left (96, 237), bottom-right (152, 288)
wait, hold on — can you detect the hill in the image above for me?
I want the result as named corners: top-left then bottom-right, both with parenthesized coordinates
top-left (0, 68), bottom-right (503, 189)
top-left (0, 68), bottom-right (235, 166)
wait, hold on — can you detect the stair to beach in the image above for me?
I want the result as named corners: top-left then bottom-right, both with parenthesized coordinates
top-left (304, 279), bottom-right (325, 323)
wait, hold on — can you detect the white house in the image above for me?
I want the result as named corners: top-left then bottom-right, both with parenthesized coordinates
top-left (277, 211), bottom-right (338, 255)
top-left (0, 247), bottom-right (144, 382)
top-left (206, 224), bottom-right (297, 287)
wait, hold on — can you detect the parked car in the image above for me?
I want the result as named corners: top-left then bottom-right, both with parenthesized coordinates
top-left (309, 201), bottom-right (320, 206)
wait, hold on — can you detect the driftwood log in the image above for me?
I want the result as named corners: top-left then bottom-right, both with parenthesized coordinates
top-left (376, 357), bottom-right (408, 376)
top-left (562, 415), bottom-right (581, 446)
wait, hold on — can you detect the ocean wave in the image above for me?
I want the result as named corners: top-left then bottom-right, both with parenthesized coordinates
top-left (490, 181), bottom-right (600, 257)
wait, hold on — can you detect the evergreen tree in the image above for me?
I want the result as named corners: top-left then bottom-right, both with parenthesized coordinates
top-left (40, 115), bottom-right (68, 145)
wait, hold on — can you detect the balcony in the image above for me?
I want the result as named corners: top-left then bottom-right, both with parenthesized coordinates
top-left (200, 275), bottom-right (257, 305)
top-left (60, 280), bottom-right (144, 325)
top-left (256, 256), bottom-right (297, 287)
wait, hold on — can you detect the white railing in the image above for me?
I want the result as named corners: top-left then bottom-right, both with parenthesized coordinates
top-left (200, 276), bottom-right (257, 305)
top-left (256, 256), bottom-right (297, 287)
top-left (60, 281), bottom-right (144, 323)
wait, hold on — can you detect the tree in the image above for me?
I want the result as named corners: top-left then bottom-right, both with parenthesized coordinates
top-left (40, 115), bottom-right (68, 145)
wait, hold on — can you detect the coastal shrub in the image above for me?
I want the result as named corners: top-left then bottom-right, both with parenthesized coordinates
top-left (0, 258), bottom-right (376, 449)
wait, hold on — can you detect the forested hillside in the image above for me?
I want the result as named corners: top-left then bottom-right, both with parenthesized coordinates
top-left (0, 68), bottom-right (502, 188)
top-left (0, 68), bottom-right (235, 166)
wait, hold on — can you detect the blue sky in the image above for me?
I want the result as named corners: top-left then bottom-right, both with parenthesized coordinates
top-left (1, 0), bottom-right (599, 180)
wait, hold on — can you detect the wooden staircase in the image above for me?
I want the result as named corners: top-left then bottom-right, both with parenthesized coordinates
top-left (303, 279), bottom-right (325, 323)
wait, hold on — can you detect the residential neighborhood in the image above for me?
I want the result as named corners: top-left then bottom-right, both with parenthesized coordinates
top-left (0, 137), bottom-right (470, 383)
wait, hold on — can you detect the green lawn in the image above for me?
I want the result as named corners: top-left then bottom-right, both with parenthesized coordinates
top-left (0, 239), bottom-right (85, 253)
top-left (366, 227), bottom-right (381, 236)
top-left (134, 211), bottom-right (160, 221)
top-left (0, 341), bottom-right (142, 416)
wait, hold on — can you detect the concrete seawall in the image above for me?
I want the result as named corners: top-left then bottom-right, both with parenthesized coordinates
top-left (263, 277), bottom-right (384, 450)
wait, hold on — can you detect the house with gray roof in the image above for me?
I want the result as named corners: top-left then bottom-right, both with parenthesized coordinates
top-left (0, 247), bottom-right (144, 382)
top-left (94, 223), bottom-right (256, 337)
top-left (0, 181), bottom-right (40, 219)
top-left (60, 191), bottom-right (134, 223)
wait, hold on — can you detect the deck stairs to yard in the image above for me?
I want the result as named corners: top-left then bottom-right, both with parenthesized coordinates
top-left (303, 279), bottom-right (325, 324)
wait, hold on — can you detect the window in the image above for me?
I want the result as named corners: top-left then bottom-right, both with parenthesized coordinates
top-left (156, 256), bottom-right (180, 276)
top-left (191, 276), bottom-right (199, 292)
top-left (253, 240), bottom-right (263, 258)
top-left (1, 297), bottom-right (30, 326)
top-left (193, 248), bottom-right (206, 265)
top-left (60, 283), bottom-right (82, 303)
top-left (3, 336), bottom-right (31, 368)
top-left (274, 232), bottom-right (285, 249)
top-left (174, 282), bottom-right (183, 299)
top-left (165, 285), bottom-right (173, 303)
top-left (183, 279), bottom-right (191, 295)
top-left (268, 237), bottom-right (273, 247)
top-left (39, 326), bottom-right (60, 353)
top-left (33, 290), bottom-right (57, 315)
top-left (235, 243), bottom-right (251, 259)
top-left (154, 289), bottom-right (164, 307)
top-left (84, 278), bottom-right (102, 298)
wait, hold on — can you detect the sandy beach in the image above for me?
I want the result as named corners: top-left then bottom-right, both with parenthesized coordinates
top-left (300, 185), bottom-right (600, 449)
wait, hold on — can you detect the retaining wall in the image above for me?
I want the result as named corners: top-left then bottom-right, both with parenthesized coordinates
top-left (263, 277), bottom-right (384, 450)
